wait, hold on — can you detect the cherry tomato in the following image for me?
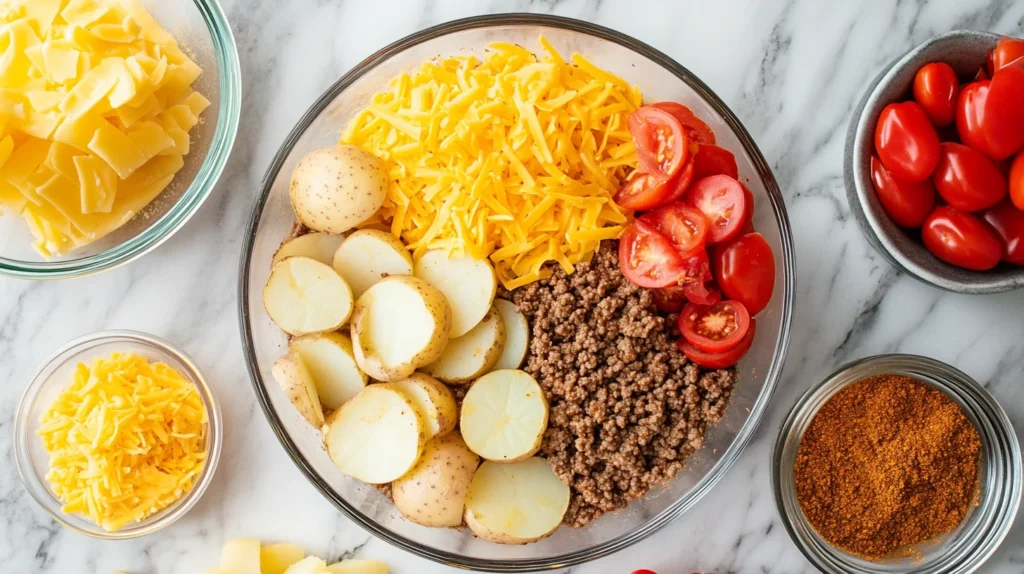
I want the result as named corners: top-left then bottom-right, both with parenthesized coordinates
top-left (687, 175), bottom-right (749, 243)
top-left (631, 570), bottom-right (658, 574)
top-left (639, 203), bottom-right (709, 255)
top-left (659, 160), bottom-right (696, 206)
top-left (1010, 151), bottom-right (1024, 210)
top-left (651, 101), bottom-right (716, 145)
top-left (679, 301), bottom-right (750, 353)
top-left (921, 206), bottom-right (1002, 270)
top-left (678, 249), bottom-right (719, 305)
top-left (875, 101), bottom-right (941, 182)
top-left (711, 232), bottom-right (775, 316)
top-left (913, 62), bottom-right (959, 126)
top-left (932, 142), bottom-right (1007, 212)
top-left (628, 107), bottom-right (688, 179)
top-left (618, 220), bottom-right (686, 288)
top-left (974, 67), bottom-right (990, 82)
top-left (956, 68), bottom-right (1024, 160)
top-left (614, 171), bottom-right (673, 211)
top-left (692, 144), bottom-right (739, 180)
top-left (870, 155), bottom-right (935, 228)
top-left (677, 319), bottom-right (756, 369)
top-left (652, 285), bottom-right (687, 313)
top-left (981, 200), bottom-right (1024, 265)
top-left (740, 184), bottom-right (756, 233)
top-left (988, 36), bottom-right (1024, 75)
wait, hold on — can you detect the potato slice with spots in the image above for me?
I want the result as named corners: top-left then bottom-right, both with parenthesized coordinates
top-left (460, 370), bottom-right (548, 462)
top-left (387, 373), bottom-right (456, 439)
top-left (492, 299), bottom-right (528, 370)
top-left (392, 432), bottom-right (479, 527)
top-left (272, 232), bottom-right (344, 267)
top-left (263, 256), bottom-right (353, 336)
top-left (290, 332), bottom-right (367, 410)
top-left (289, 145), bottom-right (386, 234)
top-left (414, 250), bottom-right (496, 337)
top-left (421, 307), bottom-right (505, 384)
top-left (333, 229), bottom-right (413, 298)
top-left (271, 352), bottom-right (324, 427)
top-left (464, 458), bottom-right (569, 544)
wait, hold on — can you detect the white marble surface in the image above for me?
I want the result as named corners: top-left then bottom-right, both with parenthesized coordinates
top-left (2, 0), bottom-right (1024, 572)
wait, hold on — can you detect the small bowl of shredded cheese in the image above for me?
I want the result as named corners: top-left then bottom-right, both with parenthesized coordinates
top-left (13, 330), bottom-right (222, 539)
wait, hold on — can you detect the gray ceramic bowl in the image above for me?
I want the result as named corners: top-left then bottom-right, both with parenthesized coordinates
top-left (844, 30), bottom-right (1024, 294)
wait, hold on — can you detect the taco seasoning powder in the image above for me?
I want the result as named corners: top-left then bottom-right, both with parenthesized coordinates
top-left (793, 374), bottom-right (982, 559)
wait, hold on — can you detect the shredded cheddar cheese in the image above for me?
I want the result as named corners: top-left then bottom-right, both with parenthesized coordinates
top-left (37, 351), bottom-right (208, 532)
top-left (340, 36), bottom-right (641, 289)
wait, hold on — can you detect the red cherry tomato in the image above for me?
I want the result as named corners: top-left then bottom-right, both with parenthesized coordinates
top-left (956, 68), bottom-right (1024, 160)
top-left (652, 285), bottom-right (687, 313)
top-left (659, 160), bottom-right (696, 206)
top-left (932, 142), bottom-right (1007, 212)
top-left (870, 155), bottom-right (935, 228)
top-left (678, 249), bottom-right (720, 305)
top-left (974, 67), bottom-right (990, 82)
top-left (639, 203), bottom-right (709, 255)
top-left (981, 200), bottom-right (1024, 265)
top-left (989, 36), bottom-right (1024, 75)
top-left (921, 206), bottom-right (1002, 271)
top-left (711, 232), bottom-right (776, 316)
top-left (692, 144), bottom-right (739, 180)
top-left (628, 107), bottom-right (689, 179)
top-left (1010, 151), bottom-right (1024, 210)
top-left (679, 301), bottom-right (750, 353)
top-left (618, 220), bottom-right (686, 288)
top-left (651, 101), bottom-right (716, 145)
top-left (687, 175), bottom-right (749, 243)
top-left (614, 171), bottom-right (673, 211)
top-left (740, 184), bottom-right (755, 233)
top-left (677, 319), bottom-right (756, 369)
top-left (875, 101), bottom-right (941, 182)
top-left (913, 62), bottom-right (959, 126)
top-left (631, 570), bottom-right (659, 574)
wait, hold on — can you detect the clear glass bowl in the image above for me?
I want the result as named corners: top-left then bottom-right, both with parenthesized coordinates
top-left (772, 354), bottom-right (1022, 574)
top-left (0, 0), bottom-right (241, 280)
top-left (238, 14), bottom-right (795, 571)
top-left (13, 330), bottom-right (223, 539)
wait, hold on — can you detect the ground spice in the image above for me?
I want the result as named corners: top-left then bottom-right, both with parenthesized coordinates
top-left (793, 374), bottom-right (982, 559)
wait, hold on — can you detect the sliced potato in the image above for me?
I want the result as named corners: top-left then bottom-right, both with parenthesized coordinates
top-left (392, 432), bottom-right (479, 527)
top-left (260, 543), bottom-right (305, 574)
top-left (290, 332), bottom-right (367, 410)
top-left (492, 299), bottom-right (528, 370)
top-left (422, 307), bottom-right (505, 384)
top-left (387, 373), bottom-right (456, 439)
top-left (324, 385), bottom-right (425, 483)
top-left (272, 352), bottom-right (324, 427)
top-left (290, 145), bottom-right (386, 234)
top-left (351, 275), bottom-right (451, 382)
top-left (460, 370), bottom-right (548, 462)
top-left (272, 232), bottom-right (344, 267)
top-left (221, 538), bottom-right (261, 574)
top-left (323, 560), bottom-right (389, 574)
top-left (464, 458), bottom-right (570, 544)
top-left (263, 256), bottom-right (353, 336)
top-left (333, 229), bottom-right (413, 298)
top-left (414, 250), bottom-right (496, 337)
top-left (282, 556), bottom-right (326, 574)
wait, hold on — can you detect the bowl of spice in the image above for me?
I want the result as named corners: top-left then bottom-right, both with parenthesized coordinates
top-left (13, 330), bottom-right (222, 539)
top-left (772, 354), bottom-right (1021, 574)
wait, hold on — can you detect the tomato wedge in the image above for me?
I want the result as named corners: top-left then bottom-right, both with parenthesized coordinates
top-left (652, 285), bottom-right (687, 313)
top-left (692, 145), bottom-right (739, 180)
top-left (651, 101), bottom-right (717, 145)
top-left (677, 319), bottom-right (756, 369)
top-left (679, 249), bottom-right (720, 305)
top-left (639, 203), bottom-right (708, 255)
top-left (618, 220), bottom-right (686, 288)
top-left (614, 171), bottom-right (673, 211)
top-left (688, 175), bottom-right (749, 244)
top-left (679, 301), bottom-right (750, 353)
top-left (628, 107), bottom-right (688, 179)
top-left (660, 160), bottom-right (696, 205)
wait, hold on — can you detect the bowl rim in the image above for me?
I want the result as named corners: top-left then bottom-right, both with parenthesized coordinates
top-left (0, 0), bottom-right (242, 280)
top-left (12, 329), bottom-right (224, 539)
top-left (237, 13), bottom-right (795, 571)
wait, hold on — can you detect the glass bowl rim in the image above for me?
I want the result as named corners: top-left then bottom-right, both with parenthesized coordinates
top-left (0, 0), bottom-right (242, 280)
top-left (12, 329), bottom-right (224, 540)
top-left (771, 353), bottom-right (1023, 574)
top-left (237, 12), bottom-right (796, 571)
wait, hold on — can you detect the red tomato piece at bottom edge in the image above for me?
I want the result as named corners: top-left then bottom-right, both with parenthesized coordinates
top-left (711, 233), bottom-right (776, 316)
top-left (871, 155), bottom-right (935, 228)
top-left (981, 200), bottom-right (1024, 265)
top-left (921, 206), bottom-right (1002, 271)
top-left (677, 319), bottom-right (756, 369)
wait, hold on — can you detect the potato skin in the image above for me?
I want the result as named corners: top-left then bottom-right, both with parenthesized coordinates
top-left (392, 433), bottom-right (479, 527)
top-left (289, 145), bottom-right (386, 234)
top-left (271, 352), bottom-right (324, 427)
top-left (422, 306), bottom-right (505, 384)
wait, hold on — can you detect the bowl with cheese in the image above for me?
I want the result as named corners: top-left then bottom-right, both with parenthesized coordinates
top-left (13, 330), bottom-right (222, 539)
top-left (0, 0), bottom-right (240, 279)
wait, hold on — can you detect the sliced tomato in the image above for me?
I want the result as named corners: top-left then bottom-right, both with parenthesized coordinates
top-left (614, 171), bottom-right (673, 211)
top-left (652, 285), bottom-right (687, 313)
top-left (711, 232), bottom-right (776, 316)
top-left (740, 184), bottom-right (756, 233)
top-left (678, 250), bottom-right (719, 305)
top-left (651, 101), bottom-right (717, 145)
top-left (618, 220), bottom-right (686, 288)
top-left (628, 106), bottom-right (688, 179)
top-left (639, 203), bottom-right (708, 255)
top-left (679, 301), bottom-right (750, 353)
top-left (692, 144), bottom-right (739, 180)
top-left (659, 159), bottom-right (696, 205)
top-left (677, 319), bottom-right (756, 369)
top-left (688, 175), bottom-right (749, 244)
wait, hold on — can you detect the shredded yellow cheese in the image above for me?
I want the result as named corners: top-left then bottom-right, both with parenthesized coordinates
top-left (37, 351), bottom-right (208, 532)
top-left (340, 36), bottom-right (641, 289)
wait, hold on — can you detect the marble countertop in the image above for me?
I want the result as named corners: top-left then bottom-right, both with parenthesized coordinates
top-left (3, 0), bottom-right (1024, 572)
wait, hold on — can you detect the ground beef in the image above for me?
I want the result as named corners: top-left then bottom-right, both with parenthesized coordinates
top-left (503, 241), bottom-right (738, 528)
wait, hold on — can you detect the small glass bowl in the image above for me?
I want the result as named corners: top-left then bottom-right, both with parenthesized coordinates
top-left (13, 330), bottom-right (223, 539)
top-left (772, 354), bottom-right (1021, 574)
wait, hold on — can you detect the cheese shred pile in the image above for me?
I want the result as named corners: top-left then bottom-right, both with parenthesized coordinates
top-left (340, 36), bottom-right (641, 289)
top-left (37, 351), bottom-right (208, 532)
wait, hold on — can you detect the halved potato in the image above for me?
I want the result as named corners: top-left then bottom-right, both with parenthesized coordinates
top-left (392, 432), bottom-right (479, 527)
top-left (464, 458), bottom-right (570, 544)
top-left (282, 556), bottom-right (325, 574)
top-left (323, 560), bottom-right (389, 574)
top-left (272, 232), bottom-right (344, 267)
top-left (492, 299), bottom-right (529, 370)
top-left (290, 332), bottom-right (367, 410)
top-left (324, 385), bottom-right (425, 483)
top-left (333, 229), bottom-right (413, 298)
top-left (351, 275), bottom-right (451, 382)
top-left (263, 256), bottom-right (353, 336)
top-left (260, 543), bottom-right (305, 574)
top-left (387, 373), bottom-right (456, 439)
top-left (221, 538), bottom-right (261, 574)
top-left (422, 307), bottom-right (505, 384)
top-left (271, 352), bottom-right (324, 427)
top-left (414, 250), bottom-right (496, 337)
top-left (461, 370), bottom-right (548, 462)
